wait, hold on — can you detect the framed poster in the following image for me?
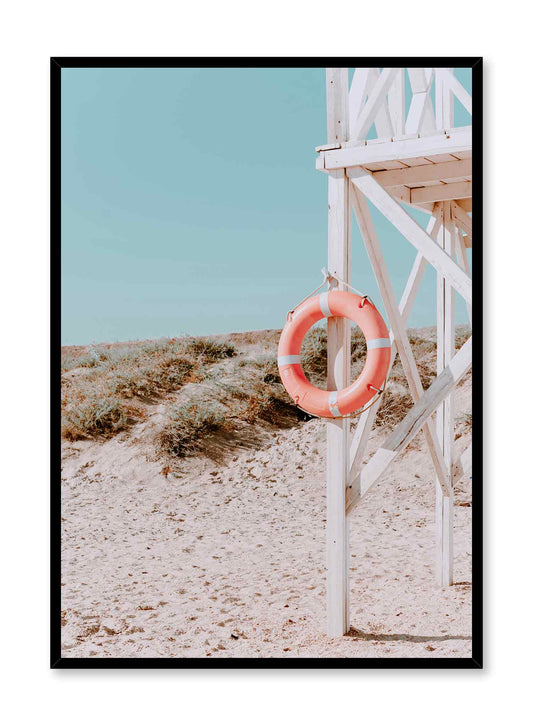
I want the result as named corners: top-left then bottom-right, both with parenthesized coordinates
top-left (52, 58), bottom-right (481, 668)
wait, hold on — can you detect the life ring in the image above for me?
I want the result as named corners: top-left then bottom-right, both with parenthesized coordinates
top-left (278, 290), bottom-right (391, 418)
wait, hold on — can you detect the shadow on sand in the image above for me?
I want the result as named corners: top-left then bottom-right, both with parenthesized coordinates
top-left (346, 628), bottom-right (471, 643)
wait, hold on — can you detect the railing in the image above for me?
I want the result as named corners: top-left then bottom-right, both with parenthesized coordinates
top-left (346, 68), bottom-right (472, 145)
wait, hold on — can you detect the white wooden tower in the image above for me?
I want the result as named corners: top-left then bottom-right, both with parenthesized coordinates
top-left (317, 67), bottom-right (473, 637)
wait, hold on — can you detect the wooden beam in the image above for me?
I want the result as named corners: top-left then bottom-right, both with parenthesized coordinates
top-left (325, 68), bottom-right (350, 637)
top-left (455, 198), bottom-right (472, 213)
top-left (373, 158), bottom-right (472, 188)
top-left (440, 68), bottom-right (472, 115)
top-left (351, 68), bottom-right (398, 140)
top-left (368, 68), bottom-right (394, 139)
top-left (318, 126), bottom-right (472, 170)
top-left (436, 202), bottom-right (455, 586)
top-left (348, 167), bottom-right (472, 304)
top-left (327, 68), bottom-right (349, 144)
top-left (452, 201), bottom-right (473, 237)
top-left (348, 68), bottom-right (372, 140)
top-left (436, 67), bottom-right (454, 130)
top-left (410, 181), bottom-right (471, 205)
top-left (405, 68), bottom-right (436, 134)
top-left (408, 67), bottom-right (432, 94)
top-left (454, 223), bottom-right (472, 325)
top-left (346, 336), bottom-right (472, 513)
top-left (388, 69), bottom-right (405, 136)
top-left (350, 188), bottom-right (451, 498)
top-left (453, 443), bottom-right (472, 483)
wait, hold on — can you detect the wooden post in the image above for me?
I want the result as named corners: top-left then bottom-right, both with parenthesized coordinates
top-left (435, 70), bottom-right (455, 586)
top-left (325, 68), bottom-right (350, 636)
top-left (436, 201), bottom-right (455, 585)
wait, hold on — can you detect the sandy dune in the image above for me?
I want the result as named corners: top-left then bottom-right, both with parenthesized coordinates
top-left (60, 374), bottom-right (472, 660)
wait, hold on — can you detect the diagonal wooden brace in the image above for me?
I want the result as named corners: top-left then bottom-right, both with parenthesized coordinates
top-left (453, 443), bottom-right (472, 484)
top-left (348, 167), bottom-right (472, 304)
top-left (351, 68), bottom-right (399, 140)
top-left (350, 188), bottom-right (451, 499)
top-left (348, 215), bottom-right (439, 480)
top-left (346, 336), bottom-right (472, 513)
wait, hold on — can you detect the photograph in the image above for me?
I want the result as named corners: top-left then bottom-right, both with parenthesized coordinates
top-left (52, 59), bottom-right (480, 667)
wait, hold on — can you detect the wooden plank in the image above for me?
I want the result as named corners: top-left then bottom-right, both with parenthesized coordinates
top-left (435, 67), bottom-right (454, 129)
top-left (452, 201), bottom-right (473, 237)
top-left (454, 217), bottom-right (472, 324)
top-left (436, 202), bottom-right (455, 586)
top-left (325, 68), bottom-right (350, 637)
top-left (388, 68), bottom-right (405, 136)
top-left (405, 68), bottom-right (436, 134)
top-left (405, 180), bottom-right (443, 188)
top-left (349, 68), bottom-right (372, 140)
top-left (410, 180), bottom-right (472, 204)
top-left (453, 443), bottom-right (472, 483)
top-left (440, 68), bottom-right (472, 115)
top-left (321, 126), bottom-right (472, 169)
top-left (348, 167), bottom-right (472, 303)
top-left (390, 185), bottom-right (411, 203)
top-left (327, 68), bottom-right (349, 144)
top-left (407, 67), bottom-right (430, 94)
top-left (351, 68), bottom-right (399, 140)
top-left (402, 156), bottom-right (437, 167)
top-left (350, 188), bottom-right (450, 497)
top-left (346, 336), bottom-right (472, 513)
top-left (369, 68), bottom-right (394, 139)
top-left (373, 158), bottom-right (472, 188)
top-left (456, 198), bottom-right (472, 213)
top-left (407, 68), bottom-right (436, 131)
top-left (426, 153), bottom-right (459, 163)
top-left (452, 150), bottom-right (472, 160)
top-left (348, 214), bottom-right (440, 481)
top-left (363, 160), bottom-right (407, 172)
top-left (315, 142), bottom-right (342, 152)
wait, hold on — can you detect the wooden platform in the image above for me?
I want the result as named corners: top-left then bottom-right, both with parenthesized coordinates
top-left (317, 130), bottom-right (472, 213)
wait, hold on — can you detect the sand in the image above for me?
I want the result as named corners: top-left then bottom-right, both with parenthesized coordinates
top-left (60, 380), bottom-right (472, 659)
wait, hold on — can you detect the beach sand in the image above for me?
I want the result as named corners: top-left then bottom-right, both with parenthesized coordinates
top-left (60, 379), bottom-right (472, 659)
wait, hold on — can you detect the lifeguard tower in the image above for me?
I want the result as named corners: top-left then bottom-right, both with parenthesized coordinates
top-left (316, 66), bottom-right (474, 636)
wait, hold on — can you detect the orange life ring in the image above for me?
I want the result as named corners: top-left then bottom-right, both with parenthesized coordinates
top-left (278, 290), bottom-right (391, 418)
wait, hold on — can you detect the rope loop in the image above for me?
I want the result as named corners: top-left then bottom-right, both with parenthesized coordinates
top-left (285, 268), bottom-right (371, 320)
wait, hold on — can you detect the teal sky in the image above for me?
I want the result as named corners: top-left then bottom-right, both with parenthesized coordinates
top-left (61, 67), bottom-right (472, 345)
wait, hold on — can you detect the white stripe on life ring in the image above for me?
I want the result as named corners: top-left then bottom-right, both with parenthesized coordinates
top-left (319, 293), bottom-right (332, 317)
top-left (278, 355), bottom-right (301, 366)
top-left (367, 337), bottom-right (391, 350)
top-left (328, 390), bottom-right (341, 417)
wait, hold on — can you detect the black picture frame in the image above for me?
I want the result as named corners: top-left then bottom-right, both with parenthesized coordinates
top-left (51, 57), bottom-right (482, 669)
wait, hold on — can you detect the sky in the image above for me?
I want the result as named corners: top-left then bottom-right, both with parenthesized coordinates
top-left (61, 67), bottom-right (472, 345)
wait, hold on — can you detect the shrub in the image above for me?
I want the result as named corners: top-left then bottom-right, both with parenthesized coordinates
top-left (182, 337), bottom-right (236, 362)
top-left (300, 326), bottom-right (367, 385)
top-left (62, 397), bottom-right (127, 440)
top-left (242, 388), bottom-right (299, 423)
top-left (149, 356), bottom-right (195, 389)
top-left (375, 391), bottom-right (413, 429)
top-left (301, 327), bottom-right (328, 384)
top-left (155, 402), bottom-right (226, 457)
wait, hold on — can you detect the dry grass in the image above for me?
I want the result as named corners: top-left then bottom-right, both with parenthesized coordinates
top-left (300, 325), bottom-right (367, 387)
top-left (61, 336), bottom-right (233, 440)
top-left (61, 325), bottom-right (471, 453)
top-left (181, 337), bottom-right (236, 362)
top-left (154, 402), bottom-right (226, 458)
top-left (62, 396), bottom-right (128, 440)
